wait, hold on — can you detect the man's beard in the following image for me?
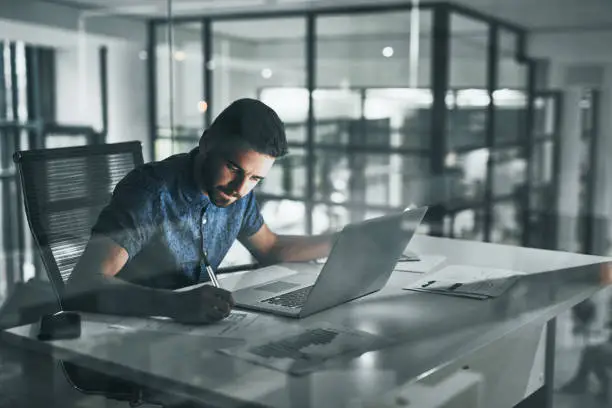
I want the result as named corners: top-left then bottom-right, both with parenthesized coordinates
top-left (210, 187), bottom-right (239, 207)
top-left (200, 161), bottom-right (240, 207)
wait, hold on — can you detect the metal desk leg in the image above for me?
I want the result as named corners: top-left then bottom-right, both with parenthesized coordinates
top-left (514, 318), bottom-right (556, 408)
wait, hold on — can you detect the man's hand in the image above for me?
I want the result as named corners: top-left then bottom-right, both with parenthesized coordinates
top-left (171, 285), bottom-right (235, 325)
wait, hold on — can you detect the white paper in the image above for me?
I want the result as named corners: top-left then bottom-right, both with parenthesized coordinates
top-left (218, 324), bottom-right (389, 375)
top-left (395, 255), bottom-right (447, 274)
top-left (106, 311), bottom-right (262, 339)
top-left (404, 265), bottom-right (525, 298)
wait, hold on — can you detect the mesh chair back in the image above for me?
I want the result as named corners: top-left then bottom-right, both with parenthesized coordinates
top-left (13, 142), bottom-right (143, 307)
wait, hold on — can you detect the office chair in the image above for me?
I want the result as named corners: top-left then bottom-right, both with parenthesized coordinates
top-left (13, 141), bottom-right (148, 406)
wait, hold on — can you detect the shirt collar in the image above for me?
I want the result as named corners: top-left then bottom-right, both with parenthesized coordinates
top-left (180, 147), bottom-right (210, 206)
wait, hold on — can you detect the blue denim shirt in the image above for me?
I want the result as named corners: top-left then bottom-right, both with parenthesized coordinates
top-left (92, 148), bottom-right (264, 289)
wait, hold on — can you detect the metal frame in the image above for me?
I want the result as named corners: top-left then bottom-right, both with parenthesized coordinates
top-left (548, 91), bottom-right (564, 250)
top-left (150, 2), bottom-right (438, 23)
top-left (99, 46), bottom-right (109, 139)
top-left (582, 90), bottom-right (600, 254)
top-left (146, 21), bottom-right (157, 161)
top-left (305, 12), bottom-right (316, 234)
top-left (482, 24), bottom-right (498, 242)
top-left (428, 6), bottom-right (451, 236)
top-left (203, 18), bottom-right (213, 128)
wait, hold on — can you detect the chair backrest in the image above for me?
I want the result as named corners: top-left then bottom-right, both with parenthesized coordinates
top-left (13, 142), bottom-right (144, 307)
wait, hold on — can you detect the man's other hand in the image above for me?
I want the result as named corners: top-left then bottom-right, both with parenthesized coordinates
top-left (171, 285), bottom-right (235, 324)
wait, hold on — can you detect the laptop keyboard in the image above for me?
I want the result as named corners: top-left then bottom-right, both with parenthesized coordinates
top-left (261, 285), bottom-right (314, 309)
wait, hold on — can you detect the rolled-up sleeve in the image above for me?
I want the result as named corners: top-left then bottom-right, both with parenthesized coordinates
top-left (92, 170), bottom-right (159, 259)
top-left (238, 192), bottom-right (264, 238)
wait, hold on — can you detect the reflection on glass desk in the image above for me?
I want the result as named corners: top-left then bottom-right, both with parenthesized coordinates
top-left (3, 236), bottom-right (611, 408)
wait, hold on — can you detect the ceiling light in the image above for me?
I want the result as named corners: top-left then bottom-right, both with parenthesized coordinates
top-left (382, 46), bottom-right (394, 58)
top-left (198, 101), bottom-right (208, 113)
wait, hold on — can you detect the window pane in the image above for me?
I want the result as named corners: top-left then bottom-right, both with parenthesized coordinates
top-left (155, 137), bottom-right (198, 161)
top-left (491, 147), bottom-right (527, 246)
top-left (316, 11), bottom-right (431, 88)
top-left (261, 199), bottom-right (307, 235)
top-left (445, 208), bottom-right (485, 241)
top-left (444, 148), bottom-right (489, 202)
top-left (364, 88), bottom-right (433, 150)
top-left (156, 22), bottom-right (205, 142)
top-left (211, 18), bottom-right (306, 127)
top-left (314, 150), bottom-right (427, 209)
top-left (45, 135), bottom-right (87, 148)
top-left (315, 10), bottom-right (431, 148)
top-left (257, 148), bottom-right (306, 198)
top-left (492, 147), bottom-right (527, 197)
top-left (491, 201), bottom-right (522, 245)
top-left (312, 204), bottom-right (351, 234)
top-left (531, 140), bottom-right (554, 187)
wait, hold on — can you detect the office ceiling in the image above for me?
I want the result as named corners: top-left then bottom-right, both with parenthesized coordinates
top-left (40, 0), bottom-right (612, 32)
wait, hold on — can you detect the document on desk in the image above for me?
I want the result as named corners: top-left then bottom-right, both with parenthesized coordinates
top-left (106, 311), bottom-right (262, 339)
top-left (404, 265), bottom-right (525, 299)
top-left (394, 254), bottom-right (447, 274)
top-left (217, 324), bottom-right (389, 376)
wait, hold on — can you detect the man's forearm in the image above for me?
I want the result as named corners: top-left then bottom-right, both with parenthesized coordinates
top-left (65, 273), bottom-right (177, 318)
top-left (268, 233), bottom-right (337, 263)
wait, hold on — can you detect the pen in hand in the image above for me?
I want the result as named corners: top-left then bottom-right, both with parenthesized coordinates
top-left (202, 250), bottom-right (221, 288)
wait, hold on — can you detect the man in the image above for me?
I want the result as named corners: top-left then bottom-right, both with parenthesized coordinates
top-left (560, 342), bottom-right (612, 403)
top-left (559, 298), bottom-right (612, 403)
top-left (67, 98), bottom-right (335, 324)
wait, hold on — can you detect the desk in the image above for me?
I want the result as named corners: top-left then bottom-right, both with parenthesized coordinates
top-left (2, 235), bottom-right (611, 408)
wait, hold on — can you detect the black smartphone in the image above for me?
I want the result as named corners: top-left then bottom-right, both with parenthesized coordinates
top-left (37, 311), bottom-right (81, 341)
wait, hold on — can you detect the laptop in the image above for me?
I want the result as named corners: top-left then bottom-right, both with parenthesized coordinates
top-left (234, 207), bottom-right (428, 318)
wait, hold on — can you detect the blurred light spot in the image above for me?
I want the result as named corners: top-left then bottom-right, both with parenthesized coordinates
top-left (445, 151), bottom-right (458, 167)
top-left (198, 101), bottom-right (208, 113)
top-left (174, 51), bottom-right (186, 61)
top-left (382, 46), bottom-right (394, 58)
top-left (206, 59), bottom-right (216, 70)
top-left (138, 50), bottom-right (148, 60)
top-left (330, 192), bottom-right (346, 203)
top-left (358, 351), bottom-right (377, 368)
top-left (332, 179), bottom-right (347, 190)
top-left (261, 68), bottom-right (273, 79)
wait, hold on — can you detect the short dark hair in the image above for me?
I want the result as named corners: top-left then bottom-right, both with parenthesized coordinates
top-left (203, 98), bottom-right (288, 157)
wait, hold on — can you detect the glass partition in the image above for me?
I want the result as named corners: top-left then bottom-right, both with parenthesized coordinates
top-left (314, 10), bottom-right (432, 225)
top-left (490, 29), bottom-right (529, 245)
top-left (148, 4), bottom-right (538, 254)
top-left (446, 14), bottom-right (489, 215)
top-left (155, 22), bottom-right (205, 160)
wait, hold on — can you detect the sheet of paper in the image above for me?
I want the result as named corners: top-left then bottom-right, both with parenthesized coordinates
top-left (395, 254), bottom-right (447, 274)
top-left (218, 324), bottom-right (389, 376)
top-left (105, 311), bottom-right (262, 339)
top-left (404, 265), bottom-right (525, 299)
